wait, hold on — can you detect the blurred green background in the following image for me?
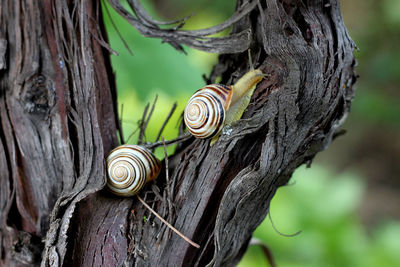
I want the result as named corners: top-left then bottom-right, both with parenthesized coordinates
top-left (102, 0), bottom-right (400, 266)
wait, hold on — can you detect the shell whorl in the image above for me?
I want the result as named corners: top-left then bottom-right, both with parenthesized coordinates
top-left (184, 84), bottom-right (232, 139)
top-left (106, 145), bottom-right (161, 196)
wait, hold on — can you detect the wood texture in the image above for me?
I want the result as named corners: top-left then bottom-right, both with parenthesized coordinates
top-left (0, 0), bottom-right (357, 266)
top-left (0, 0), bottom-right (119, 265)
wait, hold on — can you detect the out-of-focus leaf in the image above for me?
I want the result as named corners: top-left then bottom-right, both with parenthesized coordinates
top-left (240, 165), bottom-right (400, 267)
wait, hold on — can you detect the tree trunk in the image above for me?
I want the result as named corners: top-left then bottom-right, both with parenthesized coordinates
top-left (0, 0), bottom-right (119, 265)
top-left (0, 0), bottom-right (357, 266)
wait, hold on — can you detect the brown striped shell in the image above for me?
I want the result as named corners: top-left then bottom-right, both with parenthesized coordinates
top-left (106, 145), bottom-right (161, 196)
top-left (184, 84), bottom-right (233, 139)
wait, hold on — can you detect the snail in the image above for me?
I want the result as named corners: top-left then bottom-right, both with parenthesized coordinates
top-left (105, 145), bottom-right (200, 248)
top-left (184, 68), bottom-right (264, 142)
top-left (106, 144), bottom-right (161, 196)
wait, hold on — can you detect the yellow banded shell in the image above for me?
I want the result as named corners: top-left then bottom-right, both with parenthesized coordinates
top-left (184, 69), bottom-right (264, 141)
top-left (106, 145), bottom-right (161, 196)
top-left (184, 84), bottom-right (233, 139)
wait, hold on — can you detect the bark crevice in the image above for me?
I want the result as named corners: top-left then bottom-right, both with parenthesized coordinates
top-left (0, 0), bottom-right (356, 266)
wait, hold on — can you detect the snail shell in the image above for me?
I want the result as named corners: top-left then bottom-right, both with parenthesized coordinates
top-left (184, 69), bottom-right (264, 140)
top-left (106, 145), bottom-right (161, 196)
top-left (184, 84), bottom-right (233, 139)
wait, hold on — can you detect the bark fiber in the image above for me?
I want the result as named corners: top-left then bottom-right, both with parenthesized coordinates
top-left (0, 0), bottom-right (356, 266)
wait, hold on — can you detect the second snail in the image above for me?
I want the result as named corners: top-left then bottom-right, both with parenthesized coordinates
top-left (106, 144), bottom-right (161, 196)
top-left (184, 68), bottom-right (264, 142)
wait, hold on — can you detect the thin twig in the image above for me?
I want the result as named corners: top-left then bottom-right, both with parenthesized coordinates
top-left (103, 0), bottom-right (134, 55)
top-left (178, 112), bottom-right (186, 136)
top-left (143, 132), bottom-right (192, 150)
top-left (137, 103), bottom-right (149, 145)
top-left (126, 126), bottom-right (140, 143)
top-left (89, 28), bottom-right (118, 56)
top-left (121, 119), bottom-right (141, 124)
top-left (268, 212), bottom-right (302, 237)
top-left (136, 195), bottom-right (200, 249)
top-left (249, 237), bottom-right (277, 267)
top-left (119, 104), bottom-right (125, 144)
top-left (139, 95), bottom-right (158, 144)
top-left (89, 3), bottom-right (119, 55)
top-left (146, 95), bottom-right (158, 128)
top-left (128, 0), bottom-right (194, 26)
top-left (106, 0), bottom-right (257, 53)
top-left (154, 102), bottom-right (177, 144)
top-left (150, 184), bottom-right (163, 202)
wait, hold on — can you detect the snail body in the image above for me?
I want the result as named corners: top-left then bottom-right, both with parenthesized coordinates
top-left (184, 69), bottom-right (264, 140)
top-left (106, 145), bottom-right (161, 196)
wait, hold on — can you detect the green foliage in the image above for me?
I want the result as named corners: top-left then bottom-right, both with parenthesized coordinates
top-left (345, 0), bottom-right (400, 127)
top-left (239, 166), bottom-right (400, 267)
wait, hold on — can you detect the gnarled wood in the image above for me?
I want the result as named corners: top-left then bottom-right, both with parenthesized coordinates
top-left (0, 0), bottom-right (356, 266)
top-left (0, 0), bottom-right (118, 265)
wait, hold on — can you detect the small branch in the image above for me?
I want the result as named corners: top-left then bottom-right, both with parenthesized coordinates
top-left (128, 95), bottom-right (163, 145)
top-left (103, 0), bottom-right (133, 55)
top-left (268, 212), bottom-right (302, 237)
top-left (126, 126), bottom-right (140, 143)
top-left (106, 0), bottom-right (257, 53)
top-left (136, 195), bottom-right (200, 249)
top-left (143, 132), bottom-right (192, 150)
top-left (154, 102), bottom-right (177, 144)
top-left (128, 0), bottom-right (193, 27)
top-left (137, 103), bottom-right (149, 144)
top-left (138, 95), bottom-right (158, 144)
top-left (178, 112), bottom-right (186, 136)
top-left (249, 238), bottom-right (277, 267)
top-left (119, 104), bottom-right (125, 144)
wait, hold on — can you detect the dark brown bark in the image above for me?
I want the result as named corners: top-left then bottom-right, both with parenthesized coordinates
top-left (0, 0), bottom-right (357, 266)
top-left (0, 0), bottom-right (119, 265)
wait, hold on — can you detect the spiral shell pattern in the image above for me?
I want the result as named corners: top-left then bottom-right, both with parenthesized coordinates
top-left (184, 84), bottom-right (233, 139)
top-left (106, 145), bottom-right (161, 196)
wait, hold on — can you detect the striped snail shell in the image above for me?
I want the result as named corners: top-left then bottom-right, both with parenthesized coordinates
top-left (106, 145), bottom-right (161, 196)
top-left (184, 84), bottom-right (233, 139)
top-left (184, 69), bottom-right (264, 140)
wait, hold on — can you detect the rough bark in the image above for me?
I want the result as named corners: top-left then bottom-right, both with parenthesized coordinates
top-left (0, 0), bottom-right (119, 265)
top-left (0, 0), bottom-right (357, 266)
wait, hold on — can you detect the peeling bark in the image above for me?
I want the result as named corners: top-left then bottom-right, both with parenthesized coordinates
top-left (0, 0), bottom-right (356, 266)
top-left (0, 0), bottom-right (118, 265)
